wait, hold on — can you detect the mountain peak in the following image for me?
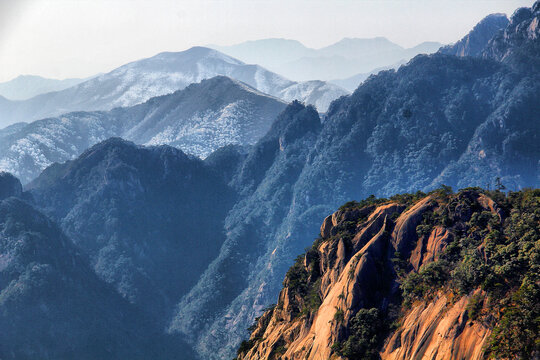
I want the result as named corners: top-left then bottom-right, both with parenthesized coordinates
top-left (12, 74), bottom-right (46, 80)
top-left (439, 13), bottom-right (509, 57)
top-left (186, 75), bottom-right (282, 99)
top-left (482, 1), bottom-right (539, 69)
top-left (134, 46), bottom-right (245, 68)
top-left (78, 137), bottom-right (190, 164)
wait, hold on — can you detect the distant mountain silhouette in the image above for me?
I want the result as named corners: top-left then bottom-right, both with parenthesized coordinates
top-left (0, 74), bottom-right (86, 100)
top-left (213, 37), bottom-right (443, 81)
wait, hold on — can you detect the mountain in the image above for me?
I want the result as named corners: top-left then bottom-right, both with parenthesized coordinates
top-left (0, 47), bottom-right (346, 127)
top-left (440, 14), bottom-right (509, 57)
top-left (0, 76), bottom-right (287, 183)
top-left (210, 38), bottom-right (316, 70)
top-left (274, 39), bottom-right (442, 81)
top-left (0, 171), bottom-right (22, 199)
top-left (235, 188), bottom-right (540, 360)
top-left (167, 5), bottom-right (540, 358)
top-left (482, 1), bottom-right (540, 71)
top-left (168, 101), bottom-right (322, 356)
top-left (27, 138), bottom-right (237, 325)
top-left (317, 37), bottom-right (404, 59)
top-left (330, 60), bottom-right (407, 92)
top-left (0, 173), bottom-right (194, 359)
top-left (404, 41), bottom-right (445, 56)
top-left (278, 80), bottom-right (348, 112)
top-left (0, 75), bottom-right (86, 100)
top-left (3, 3), bottom-right (538, 359)
top-left (212, 38), bottom-right (443, 81)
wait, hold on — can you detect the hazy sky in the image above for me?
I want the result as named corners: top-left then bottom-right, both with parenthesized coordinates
top-left (0, 0), bottom-right (532, 82)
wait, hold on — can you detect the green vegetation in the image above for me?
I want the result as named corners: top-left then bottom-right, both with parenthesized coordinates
top-left (332, 308), bottom-right (384, 360)
top-left (338, 195), bottom-right (388, 211)
top-left (466, 293), bottom-right (484, 322)
top-left (398, 188), bottom-right (540, 358)
top-left (487, 278), bottom-right (539, 359)
top-left (268, 339), bottom-right (287, 359)
top-left (238, 188), bottom-right (539, 359)
top-left (340, 191), bottom-right (428, 213)
top-left (401, 260), bottom-right (450, 307)
top-left (334, 307), bottom-right (344, 322)
top-left (282, 245), bottom-right (322, 317)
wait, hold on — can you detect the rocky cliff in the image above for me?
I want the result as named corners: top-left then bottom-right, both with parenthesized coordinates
top-left (236, 188), bottom-right (539, 360)
top-left (439, 14), bottom-right (509, 57)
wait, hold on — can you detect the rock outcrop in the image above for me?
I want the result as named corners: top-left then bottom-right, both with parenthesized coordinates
top-left (381, 291), bottom-right (492, 360)
top-left (440, 13), bottom-right (509, 57)
top-left (236, 188), bottom-right (540, 360)
top-left (482, 1), bottom-right (540, 70)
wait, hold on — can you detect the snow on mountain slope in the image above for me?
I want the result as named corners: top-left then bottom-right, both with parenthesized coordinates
top-left (81, 47), bottom-right (292, 109)
top-left (278, 80), bottom-right (348, 113)
top-left (0, 77), bottom-right (286, 183)
top-left (0, 47), bottom-right (343, 127)
top-left (0, 112), bottom-right (117, 183)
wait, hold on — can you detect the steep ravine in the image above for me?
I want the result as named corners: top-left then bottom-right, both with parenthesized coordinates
top-left (235, 188), bottom-right (539, 360)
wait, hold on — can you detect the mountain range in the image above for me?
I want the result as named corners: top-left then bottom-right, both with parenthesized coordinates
top-left (0, 76), bottom-right (286, 183)
top-left (168, 5), bottom-right (540, 358)
top-left (212, 38), bottom-right (443, 81)
top-left (26, 138), bottom-right (237, 328)
top-left (329, 60), bottom-right (408, 92)
top-left (0, 75), bottom-right (87, 100)
top-left (0, 47), bottom-right (347, 128)
top-left (0, 2), bottom-right (538, 360)
top-left (0, 171), bottom-right (195, 359)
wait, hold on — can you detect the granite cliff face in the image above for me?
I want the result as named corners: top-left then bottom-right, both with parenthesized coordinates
top-left (439, 14), bottom-right (509, 57)
top-left (482, 1), bottom-right (540, 71)
top-left (236, 188), bottom-right (540, 360)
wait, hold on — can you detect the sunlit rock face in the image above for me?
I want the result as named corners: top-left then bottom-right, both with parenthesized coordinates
top-left (236, 189), bottom-right (538, 360)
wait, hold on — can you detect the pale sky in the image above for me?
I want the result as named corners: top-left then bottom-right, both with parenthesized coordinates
top-left (0, 0), bottom-right (533, 82)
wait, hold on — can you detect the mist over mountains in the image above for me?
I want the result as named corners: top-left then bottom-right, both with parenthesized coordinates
top-left (0, 2), bottom-right (539, 360)
top-left (212, 37), bottom-right (443, 82)
top-left (0, 75), bottom-right (87, 100)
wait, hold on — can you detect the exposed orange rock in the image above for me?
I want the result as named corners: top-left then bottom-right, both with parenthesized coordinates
top-left (381, 291), bottom-right (491, 360)
top-left (237, 192), bottom-right (507, 360)
top-left (410, 226), bottom-right (453, 271)
top-left (477, 193), bottom-right (505, 221)
top-left (391, 196), bottom-right (435, 256)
